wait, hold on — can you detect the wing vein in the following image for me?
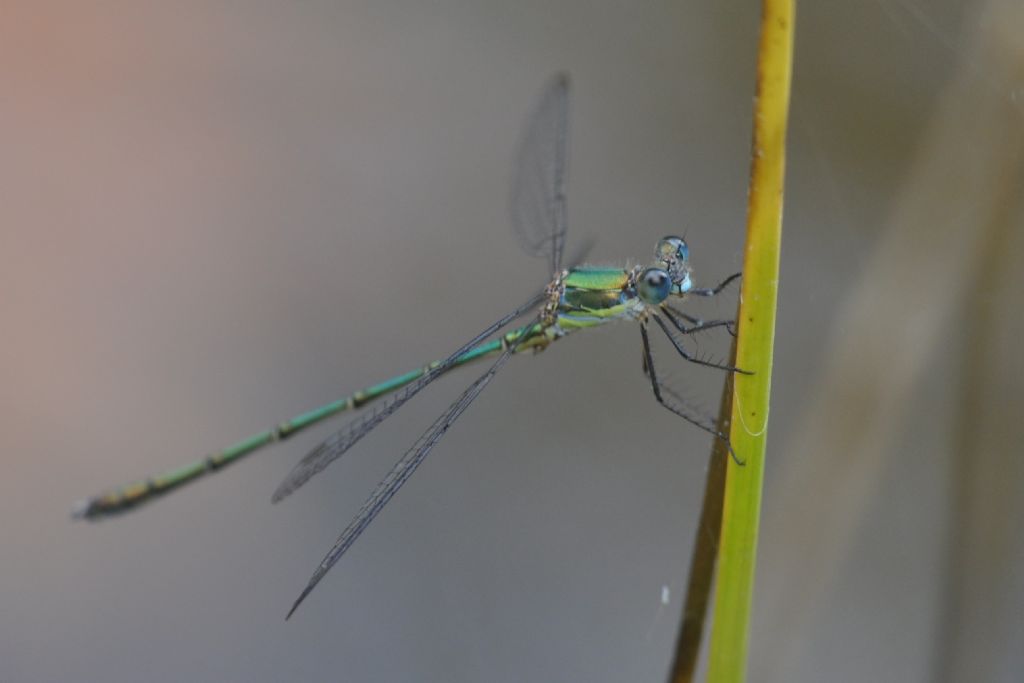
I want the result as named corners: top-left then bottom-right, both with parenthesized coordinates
top-left (285, 322), bottom-right (532, 619)
top-left (271, 293), bottom-right (544, 503)
top-left (510, 74), bottom-right (571, 273)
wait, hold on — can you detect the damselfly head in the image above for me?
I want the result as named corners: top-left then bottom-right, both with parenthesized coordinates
top-left (656, 236), bottom-right (689, 264)
top-left (638, 267), bottom-right (672, 305)
top-left (654, 236), bottom-right (692, 295)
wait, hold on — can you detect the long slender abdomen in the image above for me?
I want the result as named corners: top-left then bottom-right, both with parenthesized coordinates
top-left (73, 324), bottom-right (549, 519)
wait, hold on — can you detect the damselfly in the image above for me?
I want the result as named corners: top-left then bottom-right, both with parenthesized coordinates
top-left (74, 74), bottom-right (747, 619)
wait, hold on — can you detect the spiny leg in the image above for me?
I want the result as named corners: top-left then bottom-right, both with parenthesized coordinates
top-left (651, 314), bottom-right (752, 375)
top-left (639, 323), bottom-right (742, 465)
top-left (688, 272), bottom-right (741, 298)
top-left (660, 304), bottom-right (736, 337)
top-left (660, 304), bottom-right (702, 326)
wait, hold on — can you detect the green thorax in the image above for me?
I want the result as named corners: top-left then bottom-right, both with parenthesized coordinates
top-left (557, 266), bottom-right (640, 330)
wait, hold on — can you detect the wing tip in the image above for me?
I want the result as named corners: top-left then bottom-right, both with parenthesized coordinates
top-left (285, 579), bottom-right (319, 621)
top-left (271, 470), bottom-right (309, 504)
top-left (270, 485), bottom-right (289, 504)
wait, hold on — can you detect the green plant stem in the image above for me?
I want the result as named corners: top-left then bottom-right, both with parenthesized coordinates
top-left (668, 344), bottom-right (736, 683)
top-left (705, 1), bottom-right (794, 682)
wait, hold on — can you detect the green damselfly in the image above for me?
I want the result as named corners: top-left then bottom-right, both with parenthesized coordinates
top-left (74, 74), bottom-right (746, 619)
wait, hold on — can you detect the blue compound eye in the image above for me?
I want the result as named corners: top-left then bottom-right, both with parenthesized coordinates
top-left (656, 236), bottom-right (689, 264)
top-left (638, 267), bottom-right (671, 304)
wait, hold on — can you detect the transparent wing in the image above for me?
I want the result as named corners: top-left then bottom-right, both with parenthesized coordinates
top-left (271, 293), bottom-right (544, 503)
top-left (285, 329), bottom-right (526, 619)
top-left (510, 73), bottom-right (570, 274)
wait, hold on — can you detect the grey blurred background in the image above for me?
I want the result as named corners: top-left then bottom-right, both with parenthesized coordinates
top-left (2, 2), bottom-right (1021, 682)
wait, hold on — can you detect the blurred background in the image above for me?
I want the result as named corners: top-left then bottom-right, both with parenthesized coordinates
top-left (2, 1), bottom-right (1021, 682)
